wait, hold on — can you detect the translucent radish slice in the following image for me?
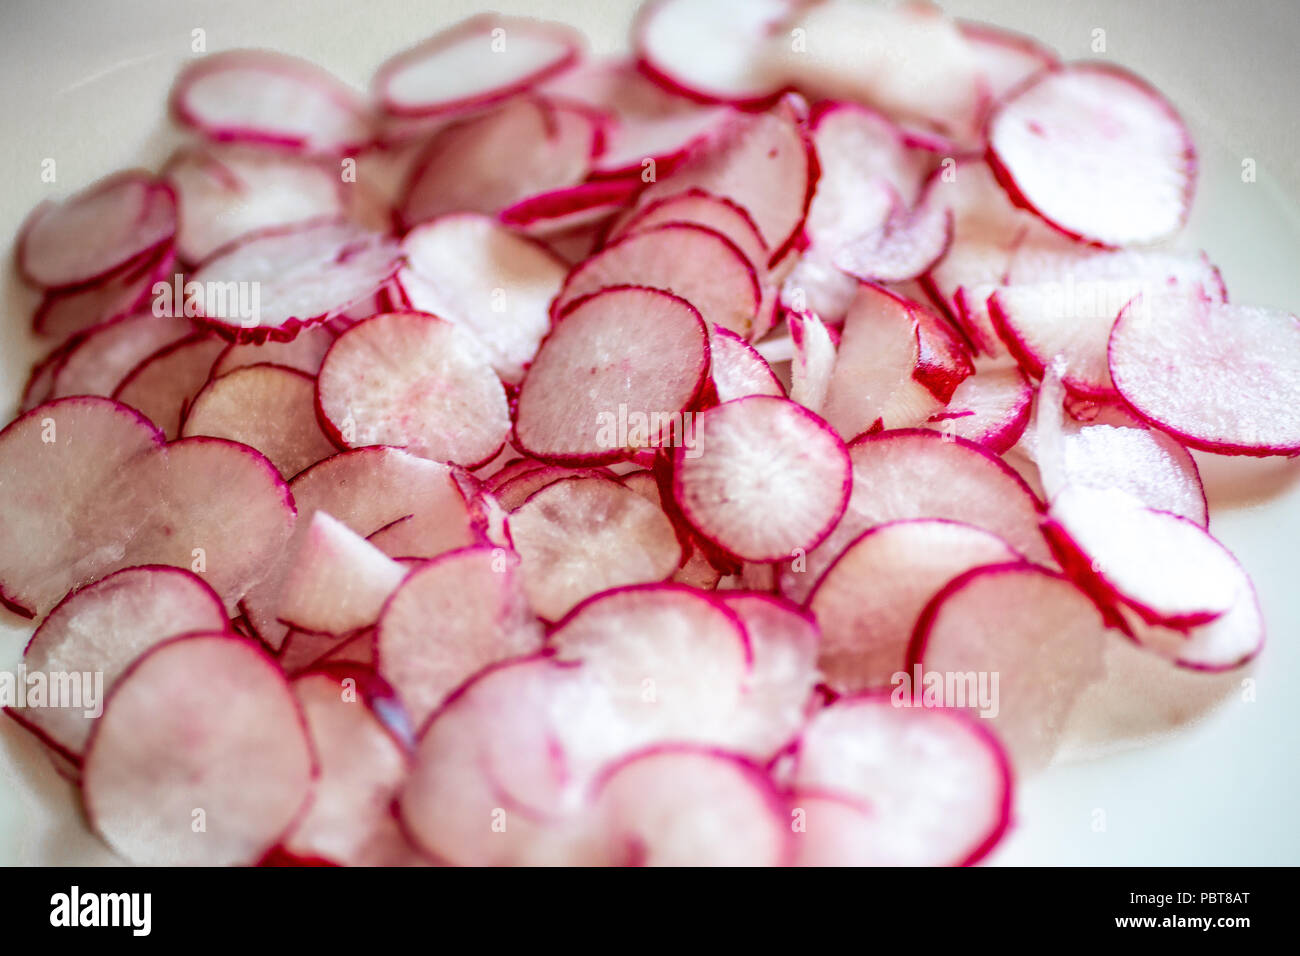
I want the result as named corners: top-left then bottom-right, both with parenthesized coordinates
top-left (673, 396), bottom-right (851, 562)
top-left (709, 325), bottom-right (784, 403)
top-left (17, 171), bottom-right (176, 290)
top-left (82, 634), bottom-right (314, 866)
top-left (210, 324), bottom-right (337, 378)
top-left (112, 335), bottom-right (225, 439)
top-left (50, 313), bottom-right (195, 400)
top-left (33, 246), bottom-right (174, 342)
top-left (787, 312), bottom-right (836, 414)
top-left (834, 187), bottom-right (954, 284)
top-left (498, 180), bottom-right (641, 235)
top-left (809, 519), bottom-right (1023, 693)
top-left (1109, 294), bottom-right (1300, 456)
top-left (791, 694), bottom-right (1012, 866)
top-left (171, 50), bottom-right (373, 156)
top-left (376, 546), bottom-right (543, 726)
top-left (397, 214), bottom-right (567, 384)
top-left (164, 145), bottom-right (346, 263)
top-left (590, 746), bottom-right (790, 866)
top-left (13, 566), bottom-right (227, 761)
top-left (509, 476), bottom-right (682, 620)
top-left (923, 360), bottom-right (1032, 453)
top-left (514, 286), bottom-right (708, 464)
top-left (316, 311), bottom-right (510, 468)
top-left (987, 63), bottom-right (1195, 246)
top-left (375, 15), bottom-right (582, 117)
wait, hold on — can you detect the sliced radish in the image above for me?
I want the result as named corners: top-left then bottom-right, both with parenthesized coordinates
top-left (494, 464), bottom-right (611, 511)
top-left (498, 179), bottom-right (641, 235)
top-left (1115, 578), bottom-right (1264, 673)
top-left (673, 396), bottom-right (850, 562)
top-left (18, 343), bottom-right (69, 413)
top-left (608, 188), bottom-right (767, 271)
top-left (50, 313), bottom-right (195, 400)
top-left (210, 323), bottom-right (337, 378)
top-left (316, 311), bottom-right (509, 468)
top-left (987, 63), bottom-right (1195, 246)
top-left (33, 246), bottom-right (174, 342)
top-left (787, 312), bottom-right (836, 414)
top-left (791, 694), bottom-right (1012, 866)
top-left (375, 15), bottom-right (582, 117)
top-left (82, 633), bottom-right (314, 866)
top-left (834, 185), bottom-right (953, 284)
top-left (112, 335), bottom-right (224, 439)
top-left (959, 20), bottom-right (1059, 104)
top-left (923, 360), bottom-right (1032, 453)
top-left (709, 325), bottom-right (784, 402)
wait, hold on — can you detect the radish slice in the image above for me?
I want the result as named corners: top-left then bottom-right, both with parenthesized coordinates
top-left (17, 171), bottom-right (176, 290)
top-left (673, 396), bottom-right (851, 562)
top-left (960, 20), bottom-right (1059, 103)
top-left (608, 188), bottom-right (768, 274)
top-left (590, 746), bottom-right (790, 866)
top-left (396, 214), bottom-right (568, 384)
top-left (33, 246), bottom-right (174, 342)
top-left (211, 324), bottom-right (337, 378)
top-left (12, 566), bottom-right (227, 761)
top-left (375, 15), bottom-right (582, 117)
top-left (514, 286), bottom-right (708, 464)
top-left (112, 335), bottom-right (225, 439)
top-left (171, 50), bottom-right (373, 156)
top-left (834, 187), bottom-right (954, 284)
top-left (189, 220), bottom-right (402, 342)
top-left (787, 312), bottom-right (836, 414)
top-left (316, 311), bottom-right (510, 468)
top-left (494, 465), bottom-right (611, 511)
top-left (709, 325), bottom-right (785, 402)
top-left (791, 694), bottom-right (1012, 866)
top-left (50, 313), bottom-right (195, 400)
top-left (282, 667), bottom-right (419, 867)
top-left (376, 545), bottom-right (543, 726)
top-left (809, 519), bottom-right (1022, 693)
top-left (509, 476), bottom-right (682, 620)
top-left (498, 180), bottom-right (641, 235)
top-left (987, 63), bottom-right (1195, 246)
top-left (923, 360), bottom-right (1032, 453)
top-left (1114, 579), bottom-right (1264, 672)
top-left (1109, 294), bottom-right (1300, 456)
top-left (18, 343), bottom-right (69, 413)
top-left (82, 633), bottom-right (314, 866)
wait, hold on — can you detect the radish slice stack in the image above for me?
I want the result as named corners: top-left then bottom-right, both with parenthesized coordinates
top-left (2, 4), bottom-right (1290, 867)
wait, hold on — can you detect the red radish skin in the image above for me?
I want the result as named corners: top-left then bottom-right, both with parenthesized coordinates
top-left (33, 246), bottom-right (175, 343)
top-left (498, 179), bottom-right (642, 234)
top-left (210, 322), bottom-right (337, 378)
top-left (50, 313), bottom-right (196, 401)
top-left (606, 188), bottom-right (769, 273)
top-left (923, 360), bottom-right (1032, 453)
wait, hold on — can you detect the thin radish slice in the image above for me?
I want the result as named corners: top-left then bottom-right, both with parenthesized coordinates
top-left (33, 246), bottom-right (174, 342)
top-left (1109, 294), bottom-right (1300, 456)
top-left (283, 667), bottom-right (419, 867)
top-left (787, 312), bottom-right (836, 414)
top-left (709, 325), bottom-right (784, 402)
top-left (112, 335), bottom-right (225, 440)
top-left (908, 563), bottom-right (1109, 770)
top-left (171, 50), bottom-right (373, 156)
top-left (188, 220), bottom-right (402, 342)
top-left (50, 313), bottom-right (195, 400)
top-left (279, 628), bottom-right (354, 675)
top-left (809, 519), bottom-right (1022, 693)
top-left (590, 746), bottom-right (791, 866)
top-left (514, 286), bottom-right (708, 464)
top-left (498, 180), bottom-right (641, 235)
top-left (396, 214), bottom-right (567, 384)
top-left (494, 465), bottom-right (611, 511)
top-left (608, 188), bottom-right (768, 272)
top-left (987, 63), bottom-right (1195, 246)
top-left (673, 396), bottom-right (851, 562)
top-left (959, 20), bottom-right (1059, 103)
top-left (11, 566), bottom-right (228, 761)
top-left (509, 476), bottom-right (682, 620)
top-left (17, 171), bottom-right (176, 290)
top-left (923, 360), bottom-right (1032, 453)
top-left (482, 457), bottom-right (548, 492)
top-left (82, 633), bottom-right (314, 866)
top-left (1115, 577), bottom-right (1264, 673)
top-left (18, 343), bottom-right (70, 413)
top-left (791, 694), bottom-right (1012, 866)
top-left (834, 186), bottom-right (954, 284)
top-left (210, 324), bottom-right (337, 378)
top-left (316, 311), bottom-right (510, 468)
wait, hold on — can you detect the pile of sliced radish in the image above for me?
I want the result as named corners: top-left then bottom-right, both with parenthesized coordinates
top-left (3, 1), bottom-right (1286, 867)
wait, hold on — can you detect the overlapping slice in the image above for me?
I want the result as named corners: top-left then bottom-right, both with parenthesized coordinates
top-left (922, 359), bottom-right (1032, 453)
top-left (708, 325), bottom-right (784, 402)
top-left (787, 312), bottom-right (836, 414)
top-left (33, 246), bottom-right (175, 342)
top-left (49, 313), bottom-right (195, 400)
top-left (112, 335), bottom-right (226, 439)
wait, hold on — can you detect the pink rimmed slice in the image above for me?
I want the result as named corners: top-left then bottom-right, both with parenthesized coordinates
top-left (787, 312), bottom-right (836, 414)
top-left (49, 313), bottom-right (195, 400)
top-left (514, 286), bottom-right (708, 464)
top-left (791, 694), bottom-right (1012, 866)
top-left (170, 49), bottom-right (373, 156)
top-left (17, 171), bottom-right (176, 290)
top-left (987, 63), bottom-right (1195, 246)
top-left (18, 343), bottom-right (70, 413)
top-left (110, 335), bottom-right (224, 439)
top-left (375, 14), bottom-right (582, 118)
top-left (1112, 577), bottom-right (1264, 673)
top-left (494, 465), bottom-right (613, 512)
top-left (82, 633), bottom-right (314, 866)
top-left (376, 545), bottom-right (543, 727)
top-left (959, 20), bottom-right (1059, 104)
top-left (188, 220), bottom-right (402, 342)
top-left (11, 566), bottom-right (228, 762)
top-left (607, 188), bottom-right (768, 271)
top-left (672, 396), bottom-right (851, 563)
top-left (316, 311), bottom-right (510, 468)
top-left (834, 184), bottom-right (954, 284)
top-left (922, 360), bottom-right (1032, 453)
top-left (210, 324), bottom-right (337, 378)
top-left (709, 325), bottom-right (784, 403)
top-left (396, 214), bottom-right (568, 384)
top-left (809, 519), bottom-right (1023, 694)
top-left (509, 476), bottom-right (682, 620)
top-left (33, 246), bottom-right (175, 342)
top-left (1108, 293), bottom-right (1300, 456)
top-left (498, 179), bottom-right (642, 235)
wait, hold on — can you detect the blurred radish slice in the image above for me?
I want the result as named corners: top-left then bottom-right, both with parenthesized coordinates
top-left (590, 746), bottom-right (790, 866)
top-left (17, 171), bottom-right (176, 290)
top-left (83, 633), bottom-right (314, 866)
top-left (509, 476), bottom-right (682, 620)
top-left (182, 364), bottom-right (336, 477)
top-left (1109, 294), bottom-right (1300, 456)
top-left (50, 313), bottom-right (195, 400)
top-left (33, 246), bottom-right (174, 342)
top-left (170, 50), bottom-right (373, 156)
top-left (397, 214), bottom-right (567, 384)
top-left (514, 286), bottom-right (708, 464)
top-left (112, 335), bottom-right (225, 439)
top-left (211, 324), bottom-right (336, 378)
top-left (809, 519), bottom-right (1022, 693)
top-left (164, 145), bottom-right (346, 263)
top-left (610, 190), bottom-right (767, 269)
top-left (787, 312), bottom-right (835, 413)
top-left (923, 360), bottom-right (1032, 453)
top-left (634, 0), bottom-right (794, 105)
top-left (791, 694), bottom-right (1012, 866)
top-left (553, 223), bottom-right (761, 338)
top-left (316, 311), bottom-right (509, 468)
top-left (1114, 577), bottom-right (1264, 672)
top-left (283, 667), bottom-right (418, 867)
top-left (834, 187), bottom-right (953, 283)
top-left (376, 546), bottom-right (542, 726)
top-left (673, 396), bottom-right (851, 562)
top-left (908, 563), bottom-right (1108, 771)
top-left (960, 21), bottom-right (1058, 102)
top-left (709, 325), bottom-right (784, 402)
top-left (13, 566), bottom-right (227, 761)
top-left (987, 63), bottom-right (1195, 246)
top-left (375, 15), bottom-right (582, 117)
top-left (18, 344), bottom-right (68, 413)
top-left (189, 221), bottom-right (402, 341)
top-left (498, 180), bottom-right (641, 235)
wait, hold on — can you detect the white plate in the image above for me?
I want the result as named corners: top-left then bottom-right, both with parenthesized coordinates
top-left (1, 0), bottom-right (1297, 865)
